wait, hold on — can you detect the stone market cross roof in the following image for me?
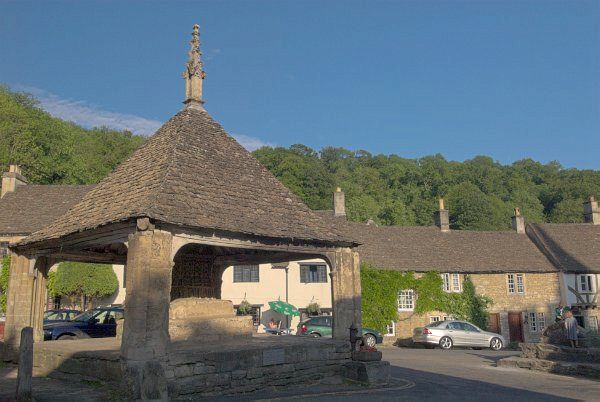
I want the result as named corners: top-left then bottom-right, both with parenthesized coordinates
top-left (19, 108), bottom-right (355, 247)
top-left (0, 185), bottom-right (95, 236)
top-left (526, 223), bottom-right (600, 273)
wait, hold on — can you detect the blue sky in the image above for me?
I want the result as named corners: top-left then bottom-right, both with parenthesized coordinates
top-left (1, 1), bottom-right (598, 168)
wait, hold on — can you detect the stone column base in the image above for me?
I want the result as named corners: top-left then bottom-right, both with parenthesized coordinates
top-left (343, 361), bottom-right (390, 385)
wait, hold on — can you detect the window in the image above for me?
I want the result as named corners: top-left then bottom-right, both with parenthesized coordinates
top-left (310, 316), bottom-right (332, 327)
top-left (441, 273), bottom-right (461, 292)
top-left (443, 315), bottom-right (455, 321)
top-left (385, 321), bottom-right (396, 337)
top-left (462, 323), bottom-right (479, 332)
top-left (578, 275), bottom-right (595, 293)
top-left (236, 305), bottom-right (261, 326)
top-left (430, 316), bottom-right (441, 323)
top-left (300, 264), bottom-right (327, 283)
top-left (507, 273), bottom-right (525, 294)
top-left (233, 265), bottom-right (259, 282)
top-left (397, 289), bottom-right (414, 311)
top-left (528, 312), bottom-right (546, 333)
top-left (0, 242), bottom-right (8, 258)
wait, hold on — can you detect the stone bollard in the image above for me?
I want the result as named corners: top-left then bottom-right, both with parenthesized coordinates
top-left (16, 326), bottom-right (33, 401)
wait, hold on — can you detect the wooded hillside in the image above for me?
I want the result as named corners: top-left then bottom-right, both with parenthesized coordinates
top-left (2, 86), bottom-right (599, 231)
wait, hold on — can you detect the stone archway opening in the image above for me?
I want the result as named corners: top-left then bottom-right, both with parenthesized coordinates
top-left (171, 243), bottom-right (222, 300)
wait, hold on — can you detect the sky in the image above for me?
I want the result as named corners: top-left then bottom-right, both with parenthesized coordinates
top-left (0, 1), bottom-right (598, 168)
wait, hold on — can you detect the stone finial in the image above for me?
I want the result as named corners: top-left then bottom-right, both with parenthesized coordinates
top-left (512, 207), bottom-right (525, 233)
top-left (583, 196), bottom-right (599, 225)
top-left (434, 199), bottom-right (449, 232)
top-left (183, 24), bottom-right (205, 109)
top-left (334, 187), bottom-right (346, 218)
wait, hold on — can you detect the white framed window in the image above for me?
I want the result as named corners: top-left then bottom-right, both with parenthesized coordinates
top-left (430, 316), bottom-right (441, 323)
top-left (442, 273), bottom-right (450, 292)
top-left (508, 273), bottom-right (525, 294)
top-left (528, 312), bottom-right (546, 333)
top-left (578, 275), bottom-right (595, 293)
top-left (441, 273), bottom-right (461, 292)
top-left (300, 264), bottom-right (328, 283)
top-left (443, 315), bottom-right (455, 321)
top-left (234, 265), bottom-right (260, 282)
top-left (385, 321), bottom-right (396, 337)
top-left (397, 289), bottom-right (415, 311)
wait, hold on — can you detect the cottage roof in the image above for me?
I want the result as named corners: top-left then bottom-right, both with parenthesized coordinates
top-left (19, 108), bottom-right (355, 247)
top-left (0, 185), bottom-right (94, 236)
top-left (526, 223), bottom-right (600, 273)
top-left (315, 210), bottom-right (557, 273)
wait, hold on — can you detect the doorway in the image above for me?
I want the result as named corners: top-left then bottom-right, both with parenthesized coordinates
top-left (508, 311), bottom-right (524, 342)
top-left (488, 313), bottom-right (500, 334)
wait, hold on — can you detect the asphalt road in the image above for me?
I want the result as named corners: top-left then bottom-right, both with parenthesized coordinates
top-left (269, 347), bottom-right (600, 402)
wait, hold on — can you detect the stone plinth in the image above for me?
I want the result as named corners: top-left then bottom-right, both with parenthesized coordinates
top-left (352, 350), bottom-right (382, 362)
top-left (169, 298), bottom-right (253, 342)
top-left (343, 361), bottom-right (390, 385)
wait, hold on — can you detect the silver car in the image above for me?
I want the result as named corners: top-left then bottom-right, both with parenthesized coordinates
top-left (412, 320), bottom-right (505, 350)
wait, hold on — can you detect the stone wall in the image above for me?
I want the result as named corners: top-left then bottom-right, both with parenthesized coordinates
top-left (166, 340), bottom-right (351, 397)
top-left (391, 272), bottom-right (561, 344)
top-left (471, 272), bottom-right (561, 342)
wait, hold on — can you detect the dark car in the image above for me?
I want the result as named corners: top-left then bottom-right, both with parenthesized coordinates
top-left (296, 316), bottom-right (384, 347)
top-left (43, 309), bottom-right (81, 324)
top-left (44, 306), bottom-right (124, 341)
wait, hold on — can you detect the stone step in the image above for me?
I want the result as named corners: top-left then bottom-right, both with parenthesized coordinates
top-left (519, 343), bottom-right (600, 364)
top-left (498, 356), bottom-right (600, 379)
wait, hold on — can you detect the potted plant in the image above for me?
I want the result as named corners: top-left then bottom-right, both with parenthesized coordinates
top-left (306, 300), bottom-right (321, 316)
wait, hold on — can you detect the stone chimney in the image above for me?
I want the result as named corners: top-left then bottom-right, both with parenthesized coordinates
top-left (333, 187), bottom-right (346, 218)
top-left (583, 196), bottom-right (599, 225)
top-left (1, 164), bottom-right (27, 198)
top-left (512, 207), bottom-right (525, 233)
top-left (434, 198), bottom-right (449, 232)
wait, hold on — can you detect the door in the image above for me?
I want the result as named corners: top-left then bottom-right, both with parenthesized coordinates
top-left (508, 312), bottom-right (524, 342)
top-left (488, 313), bottom-right (501, 334)
top-left (446, 321), bottom-right (467, 345)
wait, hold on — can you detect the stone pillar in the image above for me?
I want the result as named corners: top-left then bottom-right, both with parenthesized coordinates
top-left (31, 259), bottom-right (49, 343)
top-left (333, 187), bottom-right (346, 218)
top-left (512, 208), bottom-right (525, 234)
top-left (121, 227), bottom-right (173, 400)
top-left (3, 254), bottom-right (35, 359)
top-left (329, 249), bottom-right (362, 340)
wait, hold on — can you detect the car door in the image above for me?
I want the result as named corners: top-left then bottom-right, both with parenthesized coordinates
top-left (462, 322), bottom-right (487, 346)
top-left (446, 321), bottom-right (467, 345)
top-left (94, 310), bottom-right (118, 337)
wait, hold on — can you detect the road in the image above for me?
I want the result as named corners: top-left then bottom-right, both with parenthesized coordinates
top-left (262, 347), bottom-right (600, 401)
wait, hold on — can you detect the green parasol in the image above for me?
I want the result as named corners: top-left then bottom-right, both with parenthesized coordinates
top-left (268, 300), bottom-right (300, 317)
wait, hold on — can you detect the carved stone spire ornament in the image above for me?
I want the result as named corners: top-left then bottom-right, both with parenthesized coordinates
top-left (183, 24), bottom-right (205, 108)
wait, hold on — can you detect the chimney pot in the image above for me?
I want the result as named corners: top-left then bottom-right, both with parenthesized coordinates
top-left (333, 187), bottom-right (346, 218)
top-left (434, 199), bottom-right (449, 232)
top-left (583, 196), bottom-right (599, 225)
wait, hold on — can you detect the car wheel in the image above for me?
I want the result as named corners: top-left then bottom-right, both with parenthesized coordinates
top-left (439, 336), bottom-right (453, 350)
top-left (490, 337), bottom-right (503, 351)
top-left (58, 335), bottom-right (76, 341)
top-left (363, 334), bottom-right (377, 348)
top-left (310, 332), bottom-right (321, 338)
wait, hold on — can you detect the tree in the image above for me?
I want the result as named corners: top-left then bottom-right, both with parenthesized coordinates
top-left (0, 255), bottom-right (10, 313)
top-left (445, 182), bottom-right (511, 230)
top-left (53, 262), bottom-right (118, 310)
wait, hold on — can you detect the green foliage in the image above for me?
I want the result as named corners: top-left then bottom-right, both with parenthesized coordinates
top-left (0, 255), bottom-right (10, 313)
top-left (306, 301), bottom-right (321, 316)
top-left (53, 262), bottom-right (118, 306)
top-left (0, 85), bottom-right (145, 185)
top-left (46, 270), bottom-right (57, 297)
top-left (237, 299), bottom-right (253, 315)
top-left (253, 146), bottom-right (600, 229)
top-left (361, 263), bottom-right (492, 332)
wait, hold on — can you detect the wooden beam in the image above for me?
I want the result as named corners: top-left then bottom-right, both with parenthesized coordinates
top-left (52, 251), bottom-right (127, 264)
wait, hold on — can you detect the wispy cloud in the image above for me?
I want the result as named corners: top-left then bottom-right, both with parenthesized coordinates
top-left (232, 133), bottom-right (274, 151)
top-left (18, 86), bottom-right (162, 135)
top-left (16, 85), bottom-right (274, 151)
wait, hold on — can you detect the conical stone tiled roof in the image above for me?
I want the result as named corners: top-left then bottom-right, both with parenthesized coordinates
top-left (20, 107), bottom-right (354, 246)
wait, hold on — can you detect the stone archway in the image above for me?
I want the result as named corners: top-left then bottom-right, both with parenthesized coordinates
top-left (171, 243), bottom-right (223, 300)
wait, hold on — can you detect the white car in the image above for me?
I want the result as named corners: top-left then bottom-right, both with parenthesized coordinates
top-left (412, 320), bottom-right (505, 350)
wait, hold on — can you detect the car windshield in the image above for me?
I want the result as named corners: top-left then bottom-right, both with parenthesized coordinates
top-left (72, 309), bottom-right (101, 322)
